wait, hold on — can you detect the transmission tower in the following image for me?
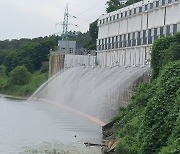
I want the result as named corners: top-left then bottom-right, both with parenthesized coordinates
top-left (62, 4), bottom-right (69, 40)
top-left (56, 4), bottom-right (78, 40)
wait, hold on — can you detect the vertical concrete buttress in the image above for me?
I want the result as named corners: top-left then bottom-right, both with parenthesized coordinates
top-left (49, 54), bottom-right (65, 78)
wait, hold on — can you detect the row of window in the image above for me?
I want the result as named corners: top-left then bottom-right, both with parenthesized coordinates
top-left (99, 0), bottom-right (178, 25)
top-left (97, 24), bottom-right (179, 50)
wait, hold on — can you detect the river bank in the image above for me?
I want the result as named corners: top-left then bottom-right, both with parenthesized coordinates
top-left (0, 93), bottom-right (27, 100)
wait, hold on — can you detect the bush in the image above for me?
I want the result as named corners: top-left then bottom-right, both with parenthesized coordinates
top-left (9, 65), bottom-right (31, 85)
top-left (151, 33), bottom-right (180, 79)
top-left (139, 61), bottom-right (180, 154)
top-left (112, 60), bottom-right (180, 154)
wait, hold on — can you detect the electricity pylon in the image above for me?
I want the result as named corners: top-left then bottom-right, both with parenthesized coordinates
top-left (56, 4), bottom-right (78, 40)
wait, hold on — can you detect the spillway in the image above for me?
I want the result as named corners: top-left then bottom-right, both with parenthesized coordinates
top-left (29, 65), bottom-right (149, 125)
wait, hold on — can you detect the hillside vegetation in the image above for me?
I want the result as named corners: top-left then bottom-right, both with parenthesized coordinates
top-left (0, 28), bottom-right (97, 97)
top-left (104, 33), bottom-right (180, 154)
top-left (0, 36), bottom-right (58, 97)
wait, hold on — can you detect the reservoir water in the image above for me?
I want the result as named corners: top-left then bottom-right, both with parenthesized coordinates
top-left (0, 97), bottom-right (102, 154)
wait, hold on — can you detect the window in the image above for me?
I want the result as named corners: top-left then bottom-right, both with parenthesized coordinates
top-left (99, 20), bottom-right (102, 25)
top-left (112, 37), bottom-right (114, 48)
top-left (106, 18), bottom-right (108, 23)
top-left (148, 29), bottom-right (152, 44)
top-left (156, 1), bottom-right (159, 7)
top-left (129, 10), bottom-right (132, 16)
top-left (113, 15), bottom-right (115, 21)
top-left (108, 37), bottom-right (111, 49)
top-left (161, 0), bottom-right (166, 5)
top-left (123, 34), bottom-right (126, 47)
top-left (160, 27), bottom-right (164, 37)
top-left (102, 39), bottom-right (104, 50)
top-left (150, 3), bottom-right (153, 9)
top-left (117, 14), bottom-right (119, 19)
top-left (97, 40), bottom-right (101, 50)
top-left (166, 25), bottom-right (170, 36)
top-left (125, 11), bottom-right (127, 17)
top-left (145, 5), bottom-right (148, 11)
top-left (110, 16), bottom-right (112, 22)
top-left (121, 12), bottom-right (123, 18)
top-left (173, 24), bottom-right (177, 34)
top-left (134, 8), bottom-right (136, 14)
top-left (119, 35), bottom-right (122, 48)
top-left (137, 31), bottom-right (141, 46)
top-left (128, 33), bottom-right (131, 47)
top-left (103, 19), bottom-right (105, 24)
top-left (132, 32), bottom-right (136, 46)
top-left (139, 7), bottom-right (142, 13)
top-left (115, 36), bottom-right (118, 48)
top-left (143, 30), bottom-right (147, 45)
top-left (98, 39), bottom-right (101, 45)
top-left (154, 28), bottom-right (158, 40)
top-left (168, 0), bottom-right (172, 3)
top-left (105, 38), bottom-right (107, 50)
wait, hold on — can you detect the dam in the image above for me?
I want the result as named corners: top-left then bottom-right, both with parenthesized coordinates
top-left (32, 0), bottom-right (180, 125)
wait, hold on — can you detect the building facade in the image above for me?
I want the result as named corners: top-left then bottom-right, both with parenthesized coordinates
top-left (58, 40), bottom-right (85, 55)
top-left (97, 0), bottom-right (180, 67)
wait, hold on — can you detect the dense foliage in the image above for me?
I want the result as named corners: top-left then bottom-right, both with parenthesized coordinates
top-left (151, 33), bottom-right (180, 79)
top-left (105, 33), bottom-right (180, 153)
top-left (106, 0), bottom-right (142, 13)
top-left (9, 66), bottom-right (31, 85)
top-left (0, 36), bottom-right (58, 73)
top-left (0, 36), bottom-right (58, 96)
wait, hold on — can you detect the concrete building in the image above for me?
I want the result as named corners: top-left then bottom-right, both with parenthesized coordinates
top-left (97, 0), bottom-right (180, 67)
top-left (58, 40), bottom-right (85, 55)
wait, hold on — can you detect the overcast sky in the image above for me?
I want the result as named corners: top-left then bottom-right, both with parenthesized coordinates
top-left (0, 0), bottom-right (107, 40)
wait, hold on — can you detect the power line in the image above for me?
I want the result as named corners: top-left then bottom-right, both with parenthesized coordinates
top-left (73, 0), bottom-right (106, 29)
top-left (55, 0), bottom-right (106, 35)
top-left (75, 0), bottom-right (106, 17)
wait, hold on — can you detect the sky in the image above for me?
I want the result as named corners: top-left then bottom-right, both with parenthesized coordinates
top-left (0, 0), bottom-right (107, 40)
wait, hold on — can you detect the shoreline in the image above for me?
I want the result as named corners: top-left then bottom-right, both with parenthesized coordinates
top-left (0, 93), bottom-right (28, 100)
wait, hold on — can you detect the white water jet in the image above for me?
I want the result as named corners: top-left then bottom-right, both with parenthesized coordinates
top-left (29, 66), bottom-right (149, 124)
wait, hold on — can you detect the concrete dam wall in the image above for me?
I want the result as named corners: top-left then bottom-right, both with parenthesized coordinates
top-left (47, 52), bottom-right (150, 123)
top-left (43, 0), bottom-right (180, 122)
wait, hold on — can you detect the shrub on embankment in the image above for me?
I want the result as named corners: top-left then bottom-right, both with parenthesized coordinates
top-left (107, 33), bottom-right (180, 154)
top-left (0, 65), bottom-right (47, 97)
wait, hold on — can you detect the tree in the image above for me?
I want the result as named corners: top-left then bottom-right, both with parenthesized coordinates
top-left (106, 0), bottom-right (143, 13)
top-left (0, 65), bottom-right (7, 77)
top-left (9, 66), bottom-right (31, 85)
top-left (106, 0), bottom-right (124, 13)
top-left (89, 20), bottom-right (98, 42)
